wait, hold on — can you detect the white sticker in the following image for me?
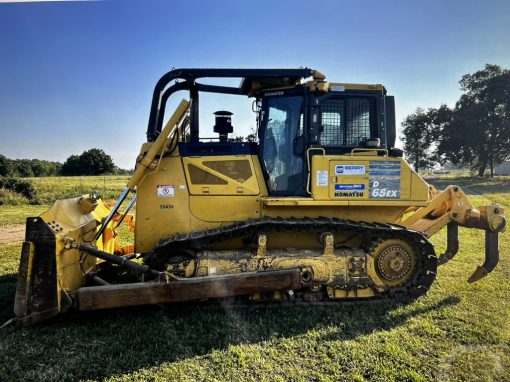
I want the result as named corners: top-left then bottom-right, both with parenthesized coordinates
top-left (316, 170), bottom-right (328, 186)
top-left (157, 185), bottom-right (174, 197)
top-left (179, 184), bottom-right (186, 190)
top-left (335, 164), bottom-right (365, 175)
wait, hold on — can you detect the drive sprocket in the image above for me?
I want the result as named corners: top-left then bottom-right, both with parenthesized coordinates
top-left (370, 239), bottom-right (418, 288)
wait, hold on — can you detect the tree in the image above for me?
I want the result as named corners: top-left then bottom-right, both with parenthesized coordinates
top-left (438, 64), bottom-right (510, 177)
top-left (79, 148), bottom-right (115, 175)
top-left (400, 108), bottom-right (437, 172)
top-left (0, 154), bottom-right (13, 177)
top-left (14, 159), bottom-right (34, 177)
top-left (61, 155), bottom-right (82, 176)
top-left (246, 133), bottom-right (257, 142)
top-left (62, 149), bottom-right (115, 176)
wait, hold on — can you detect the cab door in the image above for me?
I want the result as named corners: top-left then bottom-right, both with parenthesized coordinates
top-left (259, 92), bottom-right (306, 196)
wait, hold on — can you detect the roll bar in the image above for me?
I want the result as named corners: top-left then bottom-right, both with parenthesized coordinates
top-left (146, 68), bottom-right (317, 141)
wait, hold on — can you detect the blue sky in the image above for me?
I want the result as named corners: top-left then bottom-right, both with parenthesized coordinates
top-left (1, 0), bottom-right (509, 169)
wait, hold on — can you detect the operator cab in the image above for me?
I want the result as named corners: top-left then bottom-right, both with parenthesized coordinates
top-left (258, 84), bottom-right (395, 196)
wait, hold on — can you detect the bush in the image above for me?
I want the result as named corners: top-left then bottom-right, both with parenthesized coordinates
top-left (0, 188), bottom-right (28, 206)
top-left (0, 177), bottom-right (37, 201)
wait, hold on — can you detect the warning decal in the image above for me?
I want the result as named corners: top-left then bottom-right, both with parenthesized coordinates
top-left (157, 185), bottom-right (175, 197)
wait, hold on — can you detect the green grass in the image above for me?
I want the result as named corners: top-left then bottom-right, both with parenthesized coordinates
top-left (0, 177), bottom-right (509, 381)
top-left (27, 175), bottom-right (128, 204)
top-left (0, 204), bottom-right (50, 227)
top-left (0, 175), bottom-right (128, 226)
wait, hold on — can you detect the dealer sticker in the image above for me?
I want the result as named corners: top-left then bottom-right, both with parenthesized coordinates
top-left (334, 184), bottom-right (365, 191)
top-left (334, 183), bottom-right (365, 198)
top-left (335, 164), bottom-right (365, 175)
top-left (157, 185), bottom-right (175, 197)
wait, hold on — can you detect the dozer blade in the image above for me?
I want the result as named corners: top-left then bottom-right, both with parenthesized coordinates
top-left (72, 269), bottom-right (303, 311)
top-left (11, 197), bottom-right (306, 326)
top-left (12, 195), bottom-right (123, 326)
top-left (13, 217), bottom-right (69, 326)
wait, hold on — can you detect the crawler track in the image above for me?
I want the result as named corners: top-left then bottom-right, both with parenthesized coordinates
top-left (147, 217), bottom-right (438, 300)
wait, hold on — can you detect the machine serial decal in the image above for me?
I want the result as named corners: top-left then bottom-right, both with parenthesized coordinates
top-left (335, 164), bottom-right (365, 175)
top-left (334, 184), bottom-right (365, 197)
top-left (157, 185), bottom-right (175, 197)
top-left (369, 161), bottom-right (400, 199)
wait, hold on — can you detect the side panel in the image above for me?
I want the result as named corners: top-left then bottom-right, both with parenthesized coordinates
top-left (135, 154), bottom-right (196, 253)
top-left (185, 154), bottom-right (265, 223)
top-left (135, 153), bottom-right (267, 252)
top-left (311, 155), bottom-right (429, 202)
top-left (190, 196), bottom-right (260, 223)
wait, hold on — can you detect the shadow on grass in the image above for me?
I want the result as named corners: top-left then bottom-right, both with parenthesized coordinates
top-left (0, 274), bottom-right (460, 382)
top-left (0, 273), bottom-right (17, 323)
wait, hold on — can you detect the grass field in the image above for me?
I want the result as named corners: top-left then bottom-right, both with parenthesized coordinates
top-left (0, 176), bottom-right (509, 381)
top-left (28, 175), bottom-right (129, 204)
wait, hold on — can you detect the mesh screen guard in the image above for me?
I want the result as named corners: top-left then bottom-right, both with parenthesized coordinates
top-left (320, 97), bottom-right (377, 146)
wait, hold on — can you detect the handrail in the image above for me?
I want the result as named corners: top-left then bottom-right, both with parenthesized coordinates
top-left (350, 148), bottom-right (388, 156)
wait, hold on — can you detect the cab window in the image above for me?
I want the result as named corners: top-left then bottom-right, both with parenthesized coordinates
top-left (262, 96), bottom-right (304, 195)
top-left (320, 97), bottom-right (376, 146)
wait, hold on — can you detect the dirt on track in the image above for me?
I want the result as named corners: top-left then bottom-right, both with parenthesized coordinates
top-left (0, 225), bottom-right (25, 244)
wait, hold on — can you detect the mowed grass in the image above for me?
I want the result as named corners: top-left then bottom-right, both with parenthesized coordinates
top-left (0, 177), bottom-right (509, 381)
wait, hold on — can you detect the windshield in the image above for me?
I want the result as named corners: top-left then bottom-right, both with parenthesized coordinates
top-left (261, 96), bottom-right (304, 195)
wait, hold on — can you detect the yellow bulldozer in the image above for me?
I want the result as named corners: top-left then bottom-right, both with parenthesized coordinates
top-left (13, 68), bottom-right (506, 326)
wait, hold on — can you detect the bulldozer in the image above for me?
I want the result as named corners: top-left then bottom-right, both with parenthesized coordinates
top-left (12, 68), bottom-right (506, 326)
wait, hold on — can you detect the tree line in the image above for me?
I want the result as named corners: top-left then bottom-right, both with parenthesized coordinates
top-left (0, 148), bottom-right (130, 177)
top-left (401, 64), bottom-right (510, 177)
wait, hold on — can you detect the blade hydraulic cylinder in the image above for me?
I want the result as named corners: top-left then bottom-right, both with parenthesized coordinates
top-left (94, 99), bottom-right (190, 241)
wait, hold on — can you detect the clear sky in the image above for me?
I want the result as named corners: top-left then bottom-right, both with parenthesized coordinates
top-left (1, 0), bottom-right (509, 169)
